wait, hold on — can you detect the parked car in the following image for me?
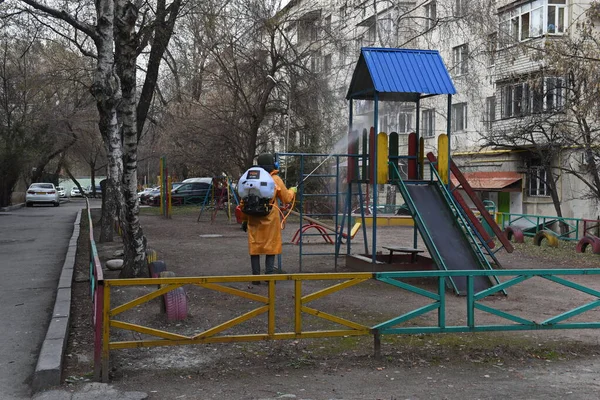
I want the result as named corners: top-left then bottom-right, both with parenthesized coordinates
top-left (26, 183), bottom-right (60, 207)
top-left (70, 187), bottom-right (83, 197)
top-left (137, 186), bottom-right (155, 200)
top-left (87, 184), bottom-right (102, 198)
top-left (140, 187), bottom-right (161, 205)
top-left (149, 182), bottom-right (210, 206)
top-left (56, 186), bottom-right (66, 198)
top-left (146, 183), bottom-right (185, 206)
top-left (182, 177), bottom-right (212, 184)
top-left (171, 182), bottom-right (211, 206)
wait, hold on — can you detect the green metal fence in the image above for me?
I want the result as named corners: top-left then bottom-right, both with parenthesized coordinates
top-left (373, 269), bottom-right (600, 336)
top-left (498, 213), bottom-right (582, 241)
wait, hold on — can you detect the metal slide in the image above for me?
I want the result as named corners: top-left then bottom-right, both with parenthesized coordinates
top-left (400, 181), bottom-right (496, 294)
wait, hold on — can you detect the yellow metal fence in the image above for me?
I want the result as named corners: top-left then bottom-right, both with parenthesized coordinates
top-left (101, 273), bottom-right (372, 382)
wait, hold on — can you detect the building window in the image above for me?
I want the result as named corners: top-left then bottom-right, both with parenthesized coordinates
top-left (398, 112), bottom-right (413, 134)
top-left (422, 109), bottom-right (435, 138)
top-left (500, 76), bottom-right (565, 118)
top-left (544, 77), bottom-right (565, 111)
top-left (451, 103), bottom-right (468, 132)
top-left (547, 2), bottom-right (566, 34)
top-left (455, 0), bottom-right (468, 16)
top-left (323, 54), bottom-right (332, 74)
top-left (425, 1), bottom-right (437, 30)
top-left (381, 115), bottom-right (389, 132)
top-left (499, 0), bottom-right (566, 47)
top-left (487, 33), bottom-right (497, 66)
top-left (452, 44), bottom-right (469, 76)
top-left (324, 15), bottom-right (331, 34)
top-left (528, 161), bottom-right (550, 197)
top-left (339, 46), bottom-right (347, 66)
top-left (485, 96), bottom-right (496, 130)
top-left (310, 51), bottom-right (321, 73)
top-left (367, 24), bottom-right (376, 45)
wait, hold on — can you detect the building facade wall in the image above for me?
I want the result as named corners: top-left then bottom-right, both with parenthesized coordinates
top-left (282, 0), bottom-right (599, 219)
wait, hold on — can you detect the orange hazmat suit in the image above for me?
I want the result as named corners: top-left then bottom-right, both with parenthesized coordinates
top-left (243, 170), bottom-right (295, 255)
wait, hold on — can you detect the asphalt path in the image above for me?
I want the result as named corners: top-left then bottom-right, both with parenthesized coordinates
top-left (0, 198), bottom-right (88, 399)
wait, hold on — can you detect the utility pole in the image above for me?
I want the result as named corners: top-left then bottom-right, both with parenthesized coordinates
top-left (267, 74), bottom-right (291, 184)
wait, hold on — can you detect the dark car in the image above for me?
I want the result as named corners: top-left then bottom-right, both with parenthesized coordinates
top-left (87, 184), bottom-right (103, 198)
top-left (150, 182), bottom-right (211, 206)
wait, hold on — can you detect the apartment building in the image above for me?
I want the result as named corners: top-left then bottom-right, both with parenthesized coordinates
top-left (282, 0), bottom-right (599, 219)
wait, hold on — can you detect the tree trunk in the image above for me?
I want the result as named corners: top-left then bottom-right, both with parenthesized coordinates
top-left (90, 164), bottom-right (96, 197)
top-left (115, 0), bottom-right (147, 278)
top-left (0, 150), bottom-right (22, 207)
top-left (65, 167), bottom-right (87, 197)
top-left (136, 0), bottom-right (182, 139)
top-left (99, 177), bottom-right (114, 242)
top-left (544, 163), bottom-right (568, 235)
top-left (92, 0), bottom-right (121, 245)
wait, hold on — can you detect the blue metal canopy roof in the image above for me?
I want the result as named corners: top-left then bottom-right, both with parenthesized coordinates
top-left (346, 47), bottom-right (456, 102)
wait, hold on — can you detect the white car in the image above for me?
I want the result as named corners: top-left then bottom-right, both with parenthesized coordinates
top-left (70, 187), bottom-right (83, 197)
top-left (56, 186), bottom-right (66, 198)
top-left (26, 183), bottom-right (60, 207)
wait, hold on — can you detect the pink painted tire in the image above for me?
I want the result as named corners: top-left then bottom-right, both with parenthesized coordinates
top-left (576, 235), bottom-right (600, 254)
top-left (158, 271), bottom-right (176, 313)
top-left (504, 226), bottom-right (524, 243)
top-left (164, 287), bottom-right (188, 321)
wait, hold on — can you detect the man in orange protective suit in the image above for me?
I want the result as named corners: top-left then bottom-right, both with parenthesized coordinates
top-left (241, 153), bottom-right (296, 285)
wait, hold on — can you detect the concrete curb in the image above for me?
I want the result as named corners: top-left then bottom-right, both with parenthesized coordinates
top-left (32, 210), bottom-right (82, 393)
top-left (0, 203), bottom-right (25, 211)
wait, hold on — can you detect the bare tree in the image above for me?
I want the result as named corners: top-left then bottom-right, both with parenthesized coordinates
top-left (14, 0), bottom-right (183, 277)
top-left (484, 6), bottom-right (600, 225)
top-left (156, 0), bottom-right (343, 183)
top-left (540, 11), bottom-right (600, 203)
top-left (0, 33), bottom-right (86, 206)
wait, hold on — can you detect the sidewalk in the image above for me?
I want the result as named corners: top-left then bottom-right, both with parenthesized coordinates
top-left (32, 383), bottom-right (146, 400)
top-left (30, 204), bottom-right (149, 400)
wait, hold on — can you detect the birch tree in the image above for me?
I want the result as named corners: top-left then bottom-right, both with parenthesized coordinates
top-left (14, 0), bottom-right (182, 277)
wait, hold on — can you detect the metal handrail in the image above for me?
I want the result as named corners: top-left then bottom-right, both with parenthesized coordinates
top-left (86, 198), bottom-right (104, 381)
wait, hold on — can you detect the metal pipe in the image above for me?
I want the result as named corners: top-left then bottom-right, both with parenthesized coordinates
top-left (299, 155), bottom-right (334, 185)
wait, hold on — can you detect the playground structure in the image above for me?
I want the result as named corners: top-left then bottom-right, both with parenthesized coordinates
top-left (196, 176), bottom-right (239, 223)
top-left (283, 48), bottom-right (516, 295)
top-left (156, 156), bottom-right (238, 221)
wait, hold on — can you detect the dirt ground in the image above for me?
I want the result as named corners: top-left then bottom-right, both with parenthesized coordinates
top-left (63, 206), bottom-right (600, 399)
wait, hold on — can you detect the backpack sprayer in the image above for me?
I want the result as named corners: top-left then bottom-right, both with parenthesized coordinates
top-left (237, 167), bottom-right (276, 216)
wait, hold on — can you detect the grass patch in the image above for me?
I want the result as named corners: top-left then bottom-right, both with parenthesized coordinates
top-left (511, 239), bottom-right (600, 267)
top-left (292, 331), bottom-right (600, 367)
